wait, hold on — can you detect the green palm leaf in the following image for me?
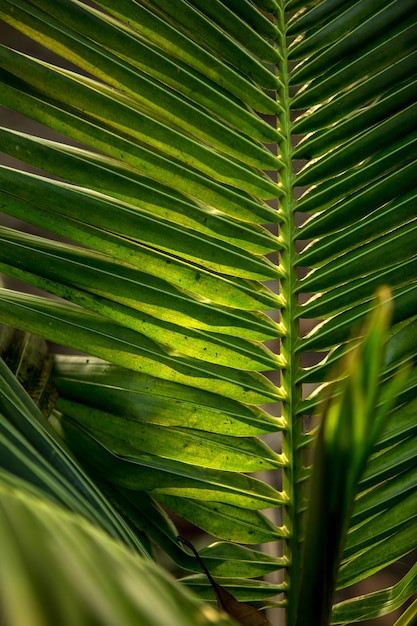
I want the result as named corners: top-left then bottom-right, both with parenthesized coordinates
top-left (0, 1), bottom-right (416, 624)
top-left (0, 475), bottom-right (234, 626)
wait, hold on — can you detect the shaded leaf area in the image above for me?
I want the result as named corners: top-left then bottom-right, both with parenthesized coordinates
top-left (50, 410), bottom-right (283, 510)
top-left (48, 391), bottom-right (288, 604)
top-left (182, 574), bottom-right (285, 607)
top-left (86, 483), bottom-right (286, 579)
top-left (0, 174), bottom-right (279, 311)
top-left (292, 0), bottom-right (417, 387)
top-left (0, 349), bottom-right (149, 556)
top-left (0, 234), bottom-right (280, 373)
top-left (0, 480), bottom-right (235, 626)
top-left (197, 541), bottom-right (287, 579)
top-left (157, 496), bottom-right (287, 546)
top-left (55, 396), bottom-right (283, 474)
top-left (294, 0), bottom-right (417, 346)
top-left (52, 357), bottom-right (284, 437)
top-left (0, 224), bottom-right (279, 337)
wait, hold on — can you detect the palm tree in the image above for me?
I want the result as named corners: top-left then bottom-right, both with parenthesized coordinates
top-left (0, 1), bottom-right (416, 624)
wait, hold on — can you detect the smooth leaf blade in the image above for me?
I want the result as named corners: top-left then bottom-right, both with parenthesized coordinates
top-left (0, 177), bottom-right (281, 311)
top-left (52, 357), bottom-right (285, 437)
top-left (0, 146), bottom-right (279, 274)
top-left (0, 226), bottom-right (281, 340)
top-left (199, 542), bottom-right (287, 578)
top-left (337, 522), bottom-right (417, 590)
top-left (343, 492), bottom-right (417, 562)
top-left (155, 495), bottom-right (286, 545)
top-left (51, 411), bottom-right (286, 510)
top-left (0, 259), bottom-right (282, 372)
top-left (0, 289), bottom-right (283, 405)
top-left (56, 396), bottom-right (285, 473)
top-left (0, 117), bottom-right (278, 226)
top-left (182, 573), bottom-right (284, 604)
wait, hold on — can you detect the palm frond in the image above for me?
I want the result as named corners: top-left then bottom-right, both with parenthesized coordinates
top-left (0, 1), bottom-right (416, 624)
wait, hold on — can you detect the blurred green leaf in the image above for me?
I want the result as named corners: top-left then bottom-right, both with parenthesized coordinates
top-left (294, 290), bottom-right (409, 626)
top-left (0, 480), bottom-right (235, 626)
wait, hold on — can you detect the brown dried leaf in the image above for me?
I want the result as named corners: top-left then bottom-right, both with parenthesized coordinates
top-left (213, 582), bottom-right (273, 626)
